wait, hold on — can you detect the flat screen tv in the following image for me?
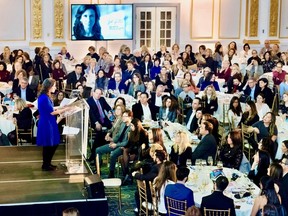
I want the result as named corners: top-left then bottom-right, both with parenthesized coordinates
top-left (71, 4), bottom-right (133, 41)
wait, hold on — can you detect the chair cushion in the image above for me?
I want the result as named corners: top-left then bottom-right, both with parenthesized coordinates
top-left (103, 178), bottom-right (122, 187)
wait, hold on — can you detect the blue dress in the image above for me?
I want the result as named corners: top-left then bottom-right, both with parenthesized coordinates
top-left (36, 94), bottom-right (60, 146)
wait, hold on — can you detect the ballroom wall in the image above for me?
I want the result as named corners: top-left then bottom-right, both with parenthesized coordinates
top-left (0, 0), bottom-right (287, 60)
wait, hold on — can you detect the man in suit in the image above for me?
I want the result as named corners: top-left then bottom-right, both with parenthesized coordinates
top-left (132, 92), bottom-right (156, 122)
top-left (164, 167), bottom-right (195, 211)
top-left (122, 60), bottom-right (140, 85)
top-left (87, 88), bottom-right (112, 162)
top-left (96, 110), bottom-right (132, 178)
top-left (201, 176), bottom-right (236, 216)
top-left (15, 77), bottom-right (36, 102)
top-left (242, 77), bottom-right (260, 101)
top-left (259, 39), bottom-right (272, 57)
top-left (66, 64), bottom-right (86, 89)
top-left (27, 66), bottom-right (39, 94)
top-left (107, 72), bottom-right (127, 95)
top-left (185, 97), bottom-right (201, 133)
top-left (192, 121), bottom-right (217, 164)
top-left (149, 85), bottom-right (169, 114)
top-left (280, 158), bottom-right (288, 212)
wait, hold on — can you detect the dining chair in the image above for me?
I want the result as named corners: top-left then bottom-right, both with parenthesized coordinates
top-left (241, 123), bottom-right (256, 162)
top-left (166, 196), bottom-right (187, 216)
top-left (95, 154), bottom-right (122, 211)
top-left (16, 120), bottom-right (33, 146)
top-left (219, 103), bottom-right (231, 132)
top-left (136, 180), bottom-right (157, 216)
top-left (177, 97), bottom-right (185, 124)
top-left (203, 207), bottom-right (230, 216)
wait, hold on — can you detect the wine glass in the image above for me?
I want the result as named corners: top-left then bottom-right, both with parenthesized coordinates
top-left (186, 159), bottom-right (192, 167)
top-left (195, 159), bottom-right (201, 167)
top-left (239, 190), bottom-right (245, 199)
top-left (207, 156), bottom-right (213, 166)
top-left (217, 161), bottom-right (223, 169)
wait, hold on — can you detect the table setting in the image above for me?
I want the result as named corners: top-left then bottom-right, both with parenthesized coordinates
top-left (186, 165), bottom-right (260, 216)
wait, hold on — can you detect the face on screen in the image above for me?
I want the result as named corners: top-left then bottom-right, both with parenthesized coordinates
top-left (80, 9), bottom-right (95, 30)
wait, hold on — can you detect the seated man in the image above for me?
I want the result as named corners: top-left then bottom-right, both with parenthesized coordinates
top-left (200, 176), bottom-right (236, 216)
top-left (242, 77), bottom-right (260, 101)
top-left (192, 121), bottom-right (217, 164)
top-left (164, 167), bottom-right (195, 212)
top-left (107, 72), bottom-right (127, 96)
top-left (132, 92), bottom-right (157, 122)
top-left (96, 110), bottom-right (132, 178)
top-left (87, 88), bottom-right (112, 161)
top-left (15, 77), bottom-right (36, 102)
top-left (66, 64), bottom-right (86, 89)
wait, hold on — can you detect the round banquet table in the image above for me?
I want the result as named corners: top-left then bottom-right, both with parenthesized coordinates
top-left (0, 82), bottom-right (12, 95)
top-left (0, 115), bottom-right (15, 135)
top-left (186, 166), bottom-right (260, 216)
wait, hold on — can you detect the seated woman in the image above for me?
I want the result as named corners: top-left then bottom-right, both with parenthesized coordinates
top-left (145, 80), bottom-right (156, 98)
top-left (200, 72), bottom-right (220, 91)
top-left (122, 118), bottom-right (148, 180)
top-left (255, 93), bottom-right (271, 120)
top-left (159, 96), bottom-right (177, 122)
top-left (261, 51), bottom-right (275, 73)
top-left (178, 81), bottom-right (195, 110)
top-left (8, 98), bottom-right (33, 145)
top-left (238, 100), bottom-right (259, 127)
top-left (279, 92), bottom-right (288, 117)
top-left (248, 151), bottom-right (271, 186)
top-left (150, 58), bottom-right (161, 80)
top-left (204, 48), bottom-right (216, 73)
top-left (250, 176), bottom-right (282, 216)
top-left (170, 131), bottom-right (192, 167)
top-left (228, 96), bottom-right (242, 129)
top-left (155, 67), bottom-right (173, 93)
top-left (52, 60), bottom-right (66, 90)
top-left (256, 78), bottom-right (274, 108)
top-left (154, 161), bottom-right (177, 215)
top-left (58, 47), bottom-right (73, 60)
top-left (202, 85), bottom-right (218, 115)
top-left (219, 130), bottom-right (243, 170)
top-left (268, 162), bottom-right (283, 192)
top-left (279, 74), bottom-right (288, 100)
top-left (53, 91), bottom-right (65, 107)
top-left (252, 112), bottom-right (278, 155)
top-left (0, 61), bottom-right (10, 83)
top-left (95, 69), bottom-right (108, 90)
top-left (128, 72), bottom-right (145, 97)
top-left (280, 140), bottom-right (288, 161)
top-left (197, 67), bottom-right (211, 89)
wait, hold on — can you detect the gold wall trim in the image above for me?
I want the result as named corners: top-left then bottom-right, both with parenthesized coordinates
top-left (218, 0), bottom-right (242, 39)
top-left (269, 39), bottom-right (280, 44)
top-left (279, 0), bottom-right (288, 38)
top-left (54, 0), bottom-right (64, 39)
top-left (190, 0), bottom-right (214, 39)
top-left (249, 0), bottom-right (259, 37)
top-left (243, 39), bottom-right (260, 44)
top-left (52, 42), bottom-right (67, 47)
top-left (245, 0), bottom-right (249, 36)
top-left (31, 0), bottom-right (42, 39)
top-left (269, 0), bottom-right (279, 37)
top-left (29, 42), bottom-right (45, 47)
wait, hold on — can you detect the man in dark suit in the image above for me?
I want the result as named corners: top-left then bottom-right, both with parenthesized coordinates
top-left (201, 176), bottom-right (236, 216)
top-left (164, 167), bottom-right (195, 211)
top-left (149, 85), bottom-right (169, 114)
top-left (66, 64), bottom-right (86, 89)
top-left (185, 97), bottom-right (201, 133)
top-left (192, 121), bottom-right (217, 164)
top-left (242, 77), bottom-right (260, 101)
top-left (15, 77), bottom-right (36, 102)
top-left (107, 72), bottom-right (127, 95)
top-left (280, 158), bottom-right (288, 212)
top-left (27, 66), bottom-right (39, 94)
top-left (132, 92), bottom-right (156, 121)
top-left (87, 88), bottom-right (112, 162)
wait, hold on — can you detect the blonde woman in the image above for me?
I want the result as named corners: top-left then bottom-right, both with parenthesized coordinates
top-left (202, 85), bottom-right (218, 115)
top-left (84, 58), bottom-right (99, 91)
top-left (170, 131), bottom-right (192, 167)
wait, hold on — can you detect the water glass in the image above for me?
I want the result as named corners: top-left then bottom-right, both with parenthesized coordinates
top-left (207, 156), bottom-right (213, 166)
top-left (217, 161), bottom-right (223, 169)
top-left (195, 159), bottom-right (201, 167)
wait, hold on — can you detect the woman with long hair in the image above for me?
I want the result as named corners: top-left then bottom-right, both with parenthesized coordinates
top-left (155, 67), bottom-right (173, 93)
top-left (154, 161), bottom-right (177, 215)
top-left (170, 131), bottom-right (192, 167)
top-left (239, 100), bottom-right (259, 126)
top-left (183, 72), bottom-right (199, 94)
top-left (202, 85), bottom-right (218, 115)
top-left (159, 96), bottom-right (177, 122)
top-left (251, 176), bottom-right (282, 216)
top-left (268, 162), bottom-right (283, 193)
top-left (37, 78), bottom-right (69, 171)
top-left (219, 130), bottom-right (243, 170)
top-left (228, 96), bottom-right (242, 129)
top-left (261, 51), bottom-right (275, 73)
top-left (53, 91), bottom-right (65, 107)
top-left (95, 69), bottom-right (108, 90)
top-left (128, 72), bottom-right (145, 97)
top-left (255, 93), bottom-right (271, 120)
top-left (200, 72), bottom-right (220, 91)
top-left (122, 118), bottom-right (148, 178)
top-left (213, 44), bottom-right (223, 70)
top-left (72, 5), bottom-right (103, 40)
top-left (280, 140), bottom-right (288, 161)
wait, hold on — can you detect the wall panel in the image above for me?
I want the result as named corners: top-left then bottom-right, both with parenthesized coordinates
top-left (279, 0), bottom-right (288, 38)
top-left (0, 0), bottom-right (26, 41)
top-left (218, 0), bottom-right (241, 39)
top-left (190, 0), bottom-right (214, 39)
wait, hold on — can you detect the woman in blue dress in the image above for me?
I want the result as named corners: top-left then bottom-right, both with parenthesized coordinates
top-left (37, 78), bottom-right (68, 171)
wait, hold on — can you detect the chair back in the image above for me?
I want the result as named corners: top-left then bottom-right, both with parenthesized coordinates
top-left (137, 180), bottom-right (150, 215)
top-left (204, 207), bottom-right (230, 216)
top-left (241, 123), bottom-right (256, 162)
top-left (149, 181), bottom-right (158, 216)
top-left (166, 196), bottom-right (187, 216)
top-left (16, 119), bottom-right (33, 146)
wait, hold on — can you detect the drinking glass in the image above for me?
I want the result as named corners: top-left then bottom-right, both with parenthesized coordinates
top-left (207, 156), bottom-right (213, 166)
top-left (217, 161), bottom-right (223, 169)
top-left (195, 159), bottom-right (201, 167)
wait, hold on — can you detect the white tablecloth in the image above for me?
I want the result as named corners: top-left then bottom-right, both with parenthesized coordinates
top-left (186, 166), bottom-right (260, 216)
top-left (0, 116), bottom-right (15, 135)
top-left (104, 94), bottom-right (137, 110)
top-left (275, 116), bottom-right (288, 159)
top-left (0, 82), bottom-right (12, 95)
